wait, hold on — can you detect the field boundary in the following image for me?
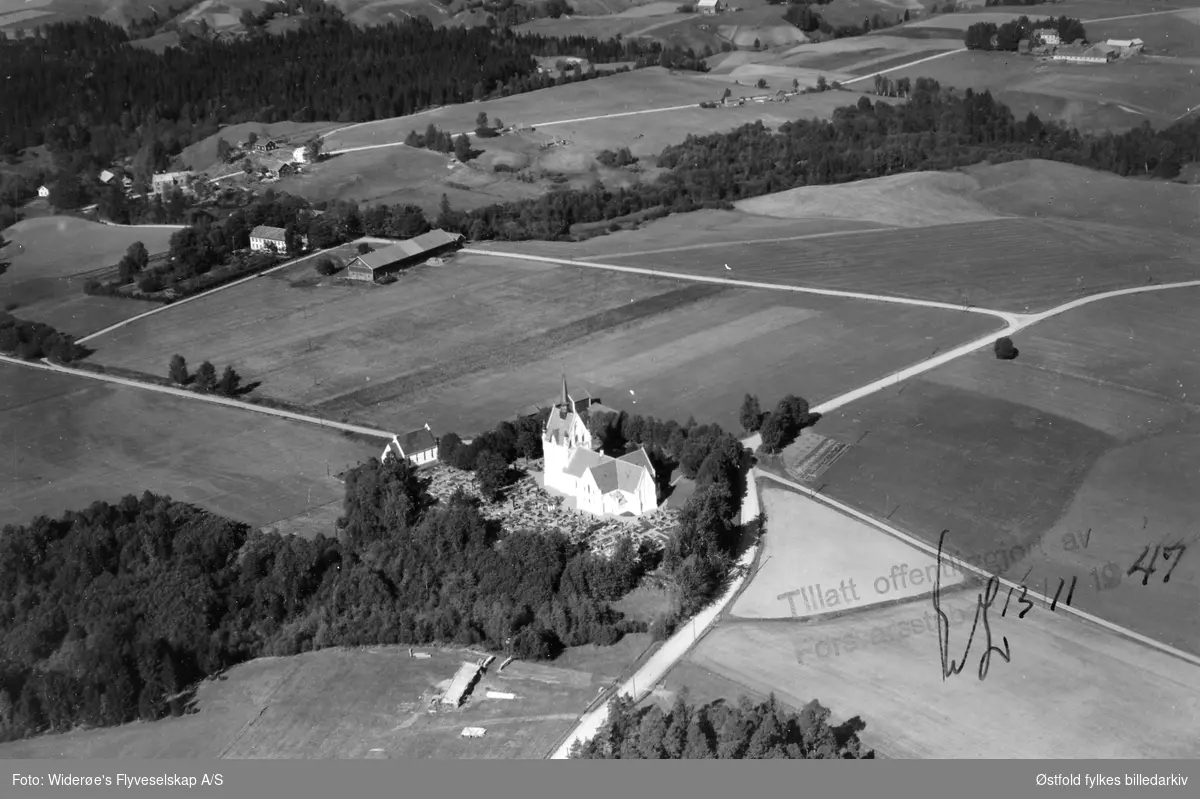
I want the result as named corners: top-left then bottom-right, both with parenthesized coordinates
top-left (0, 353), bottom-right (395, 440)
top-left (753, 469), bottom-right (1200, 670)
top-left (841, 47), bottom-right (966, 86)
top-left (76, 237), bottom-right (400, 345)
top-left (462, 248), bottom-right (1024, 325)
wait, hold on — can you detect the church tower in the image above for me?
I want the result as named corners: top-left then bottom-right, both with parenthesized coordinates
top-left (542, 373), bottom-right (590, 493)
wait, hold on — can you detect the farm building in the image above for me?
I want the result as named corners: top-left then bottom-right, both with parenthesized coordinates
top-left (255, 139), bottom-right (279, 152)
top-left (542, 375), bottom-right (659, 517)
top-left (37, 185), bottom-right (49, 198)
top-left (381, 424), bottom-right (439, 466)
top-left (1034, 29), bottom-right (1060, 45)
top-left (697, 0), bottom-right (723, 14)
top-left (98, 169), bottom-right (116, 184)
top-left (344, 229), bottom-right (465, 282)
top-left (248, 225), bottom-right (307, 255)
top-left (441, 662), bottom-right (482, 707)
top-left (1051, 43), bottom-right (1115, 63)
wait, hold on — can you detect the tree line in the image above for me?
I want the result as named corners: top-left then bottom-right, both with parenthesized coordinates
top-left (740, 393), bottom-right (820, 455)
top-left (0, 312), bottom-right (89, 363)
top-left (0, 455), bottom-right (653, 742)
top-left (571, 692), bottom-right (872, 758)
top-left (964, 14), bottom-right (1086, 51)
top-left (0, 5), bottom-right (689, 176)
top-left (430, 77), bottom-right (1199, 241)
top-left (168, 354), bottom-right (245, 397)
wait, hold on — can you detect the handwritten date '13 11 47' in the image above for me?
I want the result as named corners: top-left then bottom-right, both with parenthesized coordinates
top-left (931, 530), bottom-right (1189, 682)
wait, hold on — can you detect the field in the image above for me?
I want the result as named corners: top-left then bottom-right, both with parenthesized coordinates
top-left (729, 485), bottom-right (964, 620)
top-left (83, 253), bottom-right (998, 437)
top-left (763, 32), bottom-right (963, 82)
top-left (812, 287), bottom-right (1200, 656)
top-left (0, 363), bottom-right (378, 529)
top-left (1088, 7), bottom-right (1200, 58)
top-left (0, 217), bottom-right (179, 336)
top-left (734, 170), bottom-right (1003, 227)
top-left (886, 48), bottom-right (1198, 132)
top-left (0, 0), bottom-right (160, 30)
top-left (322, 68), bottom-right (781, 151)
top-left (667, 603), bottom-right (1200, 758)
top-left (562, 216), bottom-right (1197, 313)
top-left (0, 637), bottom-right (654, 758)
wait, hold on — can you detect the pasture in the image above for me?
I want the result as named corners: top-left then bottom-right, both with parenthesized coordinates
top-left (0, 363), bottom-right (377, 529)
top-left (84, 253), bottom-right (997, 437)
top-left (906, 288), bottom-right (1200, 655)
top-left (729, 485), bottom-right (964, 620)
top-left (1088, 7), bottom-right (1200, 58)
top-left (672, 603), bottom-right (1200, 758)
top-left (887, 49), bottom-right (1197, 132)
top-left (0, 217), bottom-right (178, 336)
top-left (0, 638), bottom-right (652, 758)
top-left (590, 217), bottom-right (1197, 313)
top-left (322, 68), bottom-right (761, 151)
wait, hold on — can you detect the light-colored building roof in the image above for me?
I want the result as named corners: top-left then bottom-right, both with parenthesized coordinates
top-left (564, 447), bottom-right (608, 478)
top-left (98, 170), bottom-right (115, 184)
top-left (250, 225), bottom-right (287, 241)
top-left (442, 662), bottom-right (481, 706)
top-left (350, 242), bottom-right (417, 270)
top-left (698, 0), bottom-right (720, 7)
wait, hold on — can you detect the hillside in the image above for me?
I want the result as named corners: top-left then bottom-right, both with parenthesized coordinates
top-left (735, 159), bottom-right (1200, 236)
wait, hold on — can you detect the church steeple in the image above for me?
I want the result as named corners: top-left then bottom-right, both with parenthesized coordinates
top-left (561, 373), bottom-right (570, 409)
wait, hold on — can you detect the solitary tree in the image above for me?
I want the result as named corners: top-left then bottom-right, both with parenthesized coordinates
top-left (476, 111), bottom-right (489, 129)
top-left (315, 257), bottom-right (337, 276)
top-left (357, 242), bottom-right (373, 255)
top-left (215, 137), bottom-right (232, 162)
top-left (994, 336), bottom-right (1019, 360)
top-left (755, 77), bottom-right (768, 89)
top-left (453, 132), bottom-right (471, 161)
top-left (168, 354), bottom-right (189, 385)
top-left (194, 361), bottom-right (217, 393)
top-left (303, 137), bottom-right (323, 164)
top-left (217, 364), bottom-right (242, 396)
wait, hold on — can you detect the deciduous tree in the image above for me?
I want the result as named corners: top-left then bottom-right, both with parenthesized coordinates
top-left (168, 354), bottom-right (189, 385)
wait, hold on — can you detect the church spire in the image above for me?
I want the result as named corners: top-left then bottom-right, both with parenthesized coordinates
top-left (561, 373), bottom-right (569, 409)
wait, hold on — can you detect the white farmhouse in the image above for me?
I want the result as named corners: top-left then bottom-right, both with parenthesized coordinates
top-left (697, 0), bottom-right (723, 14)
top-left (381, 425), bottom-right (439, 466)
top-left (542, 376), bottom-right (658, 517)
top-left (37, 185), bottom-right (50, 198)
top-left (248, 225), bottom-right (307, 255)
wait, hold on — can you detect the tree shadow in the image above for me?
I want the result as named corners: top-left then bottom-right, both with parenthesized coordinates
top-left (235, 380), bottom-right (263, 396)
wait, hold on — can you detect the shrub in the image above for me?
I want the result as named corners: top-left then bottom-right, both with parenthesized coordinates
top-left (315, 257), bottom-right (337, 276)
top-left (994, 336), bottom-right (1019, 360)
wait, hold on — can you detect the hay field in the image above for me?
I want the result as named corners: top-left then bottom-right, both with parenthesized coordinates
top-left (85, 253), bottom-right (996, 436)
top-left (677, 606), bottom-right (1200, 758)
top-left (604, 217), bottom-right (1197, 313)
top-left (0, 217), bottom-right (177, 336)
top-left (0, 0), bottom-right (165, 28)
top-left (536, 90), bottom-right (891, 159)
top-left (0, 364), bottom-right (377, 529)
top-left (323, 68), bottom-right (754, 152)
top-left (887, 49), bottom-right (1197, 131)
top-left (274, 145), bottom-right (546, 212)
top-left (0, 639), bottom-right (651, 758)
top-left (730, 485), bottom-right (964, 620)
top-left (734, 170), bottom-right (1003, 227)
top-left (910, 288), bottom-right (1200, 654)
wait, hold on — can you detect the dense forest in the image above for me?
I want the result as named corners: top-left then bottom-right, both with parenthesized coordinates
top-left (0, 456), bottom-right (654, 742)
top-left (0, 5), bottom-right (692, 166)
top-left (436, 78), bottom-right (1199, 240)
top-left (964, 14), bottom-right (1086, 50)
top-left (571, 692), bottom-right (873, 759)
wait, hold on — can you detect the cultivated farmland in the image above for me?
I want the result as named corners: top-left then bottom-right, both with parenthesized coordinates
top-left (84, 253), bottom-right (997, 437)
top-left (0, 363), bottom-right (377, 528)
top-left (809, 287), bottom-right (1200, 656)
top-left (730, 485), bottom-right (964, 620)
top-left (0, 638), bottom-right (652, 758)
top-left (671, 604), bottom-right (1200, 758)
top-left (0, 217), bottom-right (177, 335)
top-left (517, 217), bottom-right (1197, 313)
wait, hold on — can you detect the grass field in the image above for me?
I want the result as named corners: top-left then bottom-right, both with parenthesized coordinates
top-left (669, 602), bottom-right (1200, 758)
top-left (587, 217), bottom-right (1196, 313)
top-left (734, 170), bottom-right (1003, 227)
top-left (0, 636), bottom-right (654, 758)
top-left (1088, 7), bottom-right (1200, 58)
top-left (0, 217), bottom-right (178, 336)
top-left (322, 68), bottom-right (766, 151)
top-left (887, 49), bottom-right (1197, 132)
top-left (730, 485), bottom-right (964, 620)
top-left (0, 363), bottom-right (377, 529)
top-left (84, 252), bottom-right (997, 437)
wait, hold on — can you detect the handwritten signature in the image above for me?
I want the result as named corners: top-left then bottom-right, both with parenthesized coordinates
top-left (932, 531), bottom-right (1191, 682)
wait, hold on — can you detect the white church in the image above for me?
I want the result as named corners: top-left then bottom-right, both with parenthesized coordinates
top-left (542, 376), bottom-right (659, 517)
